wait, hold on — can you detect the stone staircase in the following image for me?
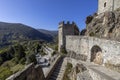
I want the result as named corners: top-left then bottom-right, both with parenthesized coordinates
top-left (48, 57), bottom-right (67, 80)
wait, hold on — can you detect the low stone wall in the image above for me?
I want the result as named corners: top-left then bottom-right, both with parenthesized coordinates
top-left (6, 63), bottom-right (45, 80)
top-left (67, 58), bottom-right (120, 80)
top-left (66, 51), bottom-right (87, 61)
top-left (89, 69), bottom-right (112, 80)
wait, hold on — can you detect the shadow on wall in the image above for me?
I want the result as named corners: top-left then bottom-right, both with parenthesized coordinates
top-left (66, 50), bottom-right (87, 61)
top-left (6, 63), bottom-right (45, 80)
top-left (90, 45), bottom-right (103, 65)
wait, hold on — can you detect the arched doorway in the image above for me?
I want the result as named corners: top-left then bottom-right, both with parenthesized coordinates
top-left (90, 45), bottom-right (103, 65)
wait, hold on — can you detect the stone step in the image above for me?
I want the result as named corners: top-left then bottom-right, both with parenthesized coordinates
top-left (48, 57), bottom-right (66, 80)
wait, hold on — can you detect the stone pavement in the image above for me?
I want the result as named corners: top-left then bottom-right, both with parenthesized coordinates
top-left (78, 60), bottom-right (120, 80)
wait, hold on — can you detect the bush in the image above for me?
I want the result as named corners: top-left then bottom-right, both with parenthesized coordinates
top-left (27, 54), bottom-right (37, 64)
top-left (89, 32), bottom-right (95, 36)
top-left (14, 44), bottom-right (26, 63)
top-left (80, 29), bottom-right (87, 36)
top-left (8, 46), bottom-right (15, 58)
top-left (61, 48), bottom-right (67, 54)
top-left (63, 63), bottom-right (73, 80)
top-left (51, 51), bottom-right (56, 56)
top-left (0, 57), bottom-right (3, 65)
top-left (85, 15), bottom-right (93, 24)
top-left (0, 67), bottom-right (13, 80)
top-left (55, 45), bottom-right (58, 51)
top-left (19, 58), bottom-right (26, 65)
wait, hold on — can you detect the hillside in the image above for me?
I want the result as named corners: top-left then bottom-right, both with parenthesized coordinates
top-left (0, 22), bottom-right (53, 43)
top-left (86, 8), bottom-right (120, 41)
top-left (37, 29), bottom-right (58, 38)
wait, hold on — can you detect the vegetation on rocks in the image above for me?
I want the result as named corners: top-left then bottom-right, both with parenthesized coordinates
top-left (63, 63), bottom-right (73, 80)
top-left (51, 51), bottom-right (57, 56)
top-left (86, 8), bottom-right (120, 41)
top-left (105, 61), bottom-right (120, 73)
top-left (61, 48), bottom-right (67, 54)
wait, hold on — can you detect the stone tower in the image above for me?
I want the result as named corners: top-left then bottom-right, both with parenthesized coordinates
top-left (58, 21), bottom-right (79, 52)
top-left (98, 0), bottom-right (120, 14)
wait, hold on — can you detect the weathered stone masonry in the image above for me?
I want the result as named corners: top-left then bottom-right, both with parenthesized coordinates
top-left (66, 36), bottom-right (120, 65)
top-left (98, 0), bottom-right (120, 14)
top-left (58, 21), bottom-right (79, 52)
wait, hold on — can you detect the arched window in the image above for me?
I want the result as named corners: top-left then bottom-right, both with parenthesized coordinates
top-left (104, 2), bottom-right (106, 7)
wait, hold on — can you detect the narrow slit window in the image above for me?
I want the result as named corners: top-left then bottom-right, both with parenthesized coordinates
top-left (104, 2), bottom-right (106, 7)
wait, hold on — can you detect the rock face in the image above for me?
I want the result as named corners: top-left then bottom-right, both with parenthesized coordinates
top-left (86, 8), bottom-right (120, 42)
top-left (68, 63), bottom-right (93, 80)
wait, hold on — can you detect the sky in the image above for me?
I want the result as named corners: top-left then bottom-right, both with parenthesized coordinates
top-left (0, 0), bottom-right (98, 30)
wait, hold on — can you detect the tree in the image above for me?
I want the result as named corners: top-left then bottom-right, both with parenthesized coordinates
top-left (14, 44), bottom-right (26, 63)
top-left (0, 57), bottom-right (3, 65)
top-left (27, 54), bottom-right (37, 64)
top-left (8, 46), bottom-right (15, 58)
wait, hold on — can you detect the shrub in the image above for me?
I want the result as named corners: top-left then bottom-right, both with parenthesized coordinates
top-left (51, 51), bottom-right (56, 56)
top-left (19, 58), bottom-right (26, 65)
top-left (85, 15), bottom-right (93, 24)
top-left (0, 67), bottom-right (13, 80)
top-left (55, 45), bottom-right (58, 51)
top-left (8, 46), bottom-right (15, 58)
top-left (89, 32), bottom-right (95, 36)
top-left (63, 63), bottom-right (73, 80)
top-left (27, 54), bottom-right (37, 64)
top-left (14, 44), bottom-right (26, 63)
top-left (80, 29), bottom-right (87, 35)
top-left (0, 57), bottom-right (3, 65)
top-left (61, 48), bottom-right (67, 54)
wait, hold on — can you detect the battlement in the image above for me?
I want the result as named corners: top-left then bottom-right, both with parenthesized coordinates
top-left (58, 21), bottom-right (80, 52)
top-left (59, 21), bottom-right (76, 26)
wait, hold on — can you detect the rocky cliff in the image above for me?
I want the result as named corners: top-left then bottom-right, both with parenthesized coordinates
top-left (86, 8), bottom-right (120, 41)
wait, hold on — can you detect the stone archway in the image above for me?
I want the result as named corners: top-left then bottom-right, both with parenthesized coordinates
top-left (90, 45), bottom-right (103, 65)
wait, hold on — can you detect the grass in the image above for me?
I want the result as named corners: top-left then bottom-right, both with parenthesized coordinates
top-left (11, 64), bottom-right (24, 73)
top-left (0, 67), bottom-right (13, 80)
top-left (0, 60), bottom-right (25, 80)
top-left (63, 63), bottom-right (73, 80)
top-left (0, 47), bottom-right (8, 54)
top-left (46, 43), bottom-right (58, 51)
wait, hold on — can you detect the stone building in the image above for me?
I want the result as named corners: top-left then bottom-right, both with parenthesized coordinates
top-left (98, 0), bottom-right (120, 14)
top-left (58, 21), bottom-right (79, 52)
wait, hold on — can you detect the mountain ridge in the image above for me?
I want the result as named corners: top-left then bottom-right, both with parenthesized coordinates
top-left (0, 22), bottom-right (56, 43)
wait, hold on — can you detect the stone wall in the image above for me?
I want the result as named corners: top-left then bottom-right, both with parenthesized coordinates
top-left (6, 63), bottom-right (45, 80)
top-left (66, 36), bottom-right (120, 66)
top-left (98, 0), bottom-right (113, 14)
top-left (114, 0), bottom-right (120, 10)
top-left (98, 0), bottom-right (120, 14)
top-left (89, 69), bottom-right (109, 80)
top-left (67, 58), bottom-right (120, 80)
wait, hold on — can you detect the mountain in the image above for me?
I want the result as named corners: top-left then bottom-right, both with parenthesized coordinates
top-left (37, 29), bottom-right (58, 38)
top-left (0, 22), bottom-right (53, 43)
top-left (85, 8), bottom-right (120, 41)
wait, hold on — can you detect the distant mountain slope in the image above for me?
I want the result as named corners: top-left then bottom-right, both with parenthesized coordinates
top-left (0, 22), bottom-right (53, 42)
top-left (37, 29), bottom-right (58, 37)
